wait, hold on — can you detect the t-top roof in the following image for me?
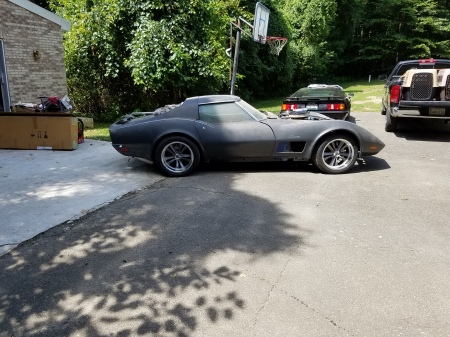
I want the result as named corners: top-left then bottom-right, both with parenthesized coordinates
top-left (6, 0), bottom-right (70, 31)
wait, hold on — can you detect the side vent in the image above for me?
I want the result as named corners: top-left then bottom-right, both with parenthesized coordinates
top-left (290, 142), bottom-right (306, 153)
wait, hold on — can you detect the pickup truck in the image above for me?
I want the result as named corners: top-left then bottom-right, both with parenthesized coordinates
top-left (379, 59), bottom-right (450, 132)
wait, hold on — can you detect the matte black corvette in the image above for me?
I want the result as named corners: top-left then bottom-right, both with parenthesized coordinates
top-left (109, 95), bottom-right (384, 177)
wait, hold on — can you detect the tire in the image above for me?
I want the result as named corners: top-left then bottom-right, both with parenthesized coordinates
top-left (385, 112), bottom-right (397, 132)
top-left (155, 136), bottom-right (200, 177)
top-left (344, 112), bottom-right (351, 121)
top-left (381, 100), bottom-right (386, 115)
top-left (312, 134), bottom-right (358, 174)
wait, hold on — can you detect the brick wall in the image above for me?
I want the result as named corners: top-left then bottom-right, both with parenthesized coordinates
top-left (0, 0), bottom-right (68, 105)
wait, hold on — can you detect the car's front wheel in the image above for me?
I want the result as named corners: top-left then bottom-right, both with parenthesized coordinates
top-left (155, 136), bottom-right (200, 177)
top-left (312, 134), bottom-right (358, 174)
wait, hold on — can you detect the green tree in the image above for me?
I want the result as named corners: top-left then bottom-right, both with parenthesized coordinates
top-left (28, 0), bottom-right (51, 10)
top-left (50, 0), bottom-right (240, 119)
top-left (125, 0), bottom-right (234, 100)
top-left (348, 0), bottom-right (450, 75)
top-left (280, 0), bottom-right (338, 85)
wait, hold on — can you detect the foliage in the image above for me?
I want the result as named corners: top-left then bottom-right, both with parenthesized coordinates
top-left (28, 0), bottom-right (51, 10)
top-left (282, 0), bottom-right (338, 83)
top-left (347, 0), bottom-right (450, 75)
top-left (48, 0), bottom-right (241, 121)
top-left (125, 0), bottom-right (234, 99)
top-left (25, 0), bottom-right (450, 120)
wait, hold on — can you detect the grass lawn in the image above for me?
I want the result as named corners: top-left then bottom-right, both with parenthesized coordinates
top-left (83, 122), bottom-right (111, 142)
top-left (83, 79), bottom-right (385, 142)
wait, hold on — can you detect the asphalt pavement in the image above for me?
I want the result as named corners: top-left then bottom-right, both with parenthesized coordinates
top-left (1, 112), bottom-right (450, 337)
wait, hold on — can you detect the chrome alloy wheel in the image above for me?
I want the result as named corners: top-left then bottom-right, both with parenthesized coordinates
top-left (161, 141), bottom-right (194, 174)
top-left (321, 138), bottom-right (355, 171)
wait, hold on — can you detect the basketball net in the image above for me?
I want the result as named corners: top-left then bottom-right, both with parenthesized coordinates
top-left (263, 36), bottom-right (288, 56)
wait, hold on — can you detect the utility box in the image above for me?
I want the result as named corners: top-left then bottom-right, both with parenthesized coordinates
top-left (0, 113), bottom-right (78, 150)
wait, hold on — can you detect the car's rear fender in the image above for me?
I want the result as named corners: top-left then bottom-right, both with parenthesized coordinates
top-left (150, 131), bottom-right (205, 163)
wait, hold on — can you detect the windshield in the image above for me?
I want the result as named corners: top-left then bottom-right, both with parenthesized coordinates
top-left (236, 99), bottom-right (268, 120)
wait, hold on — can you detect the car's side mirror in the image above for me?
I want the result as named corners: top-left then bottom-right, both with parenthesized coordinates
top-left (378, 74), bottom-right (387, 80)
top-left (348, 93), bottom-right (354, 98)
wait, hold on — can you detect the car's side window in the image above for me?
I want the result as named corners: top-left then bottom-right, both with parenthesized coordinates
top-left (199, 102), bottom-right (253, 123)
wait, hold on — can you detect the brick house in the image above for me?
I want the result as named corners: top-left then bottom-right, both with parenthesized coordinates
top-left (0, 0), bottom-right (70, 112)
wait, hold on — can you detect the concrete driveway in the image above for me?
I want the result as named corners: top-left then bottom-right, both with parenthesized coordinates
top-left (0, 140), bottom-right (163, 255)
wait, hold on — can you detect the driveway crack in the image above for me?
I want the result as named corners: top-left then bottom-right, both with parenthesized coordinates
top-left (252, 257), bottom-right (291, 327)
top-left (249, 260), bottom-right (356, 337)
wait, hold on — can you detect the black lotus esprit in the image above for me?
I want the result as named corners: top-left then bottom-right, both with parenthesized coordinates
top-left (281, 84), bottom-right (354, 120)
top-left (109, 95), bottom-right (384, 177)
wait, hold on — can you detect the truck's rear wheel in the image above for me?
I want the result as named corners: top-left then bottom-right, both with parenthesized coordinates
top-left (385, 112), bottom-right (397, 132)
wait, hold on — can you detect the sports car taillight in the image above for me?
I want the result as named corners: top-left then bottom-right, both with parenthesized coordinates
top-left (119, 145), bottom-right (129, 152)
top-left (390, 85), bottom-right (401, 104)
top-left (282, 103), bottom-right (299, 111)
top-left (326, 103), bottom-right (345, 111)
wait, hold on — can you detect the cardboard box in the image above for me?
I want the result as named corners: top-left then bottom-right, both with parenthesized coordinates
top-left (0, 115), bottom-right (78, 150)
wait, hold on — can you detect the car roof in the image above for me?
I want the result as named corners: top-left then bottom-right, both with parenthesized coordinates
top-left (307, 84), bottom-right (344, 90)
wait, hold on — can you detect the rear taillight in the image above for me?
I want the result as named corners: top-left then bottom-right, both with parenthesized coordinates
top-left (281, 103), bottom-right (299, 111)
top-left (326, 103), bottom-right (345, 111)
top-left (390, 85), bottom-right (401, 104)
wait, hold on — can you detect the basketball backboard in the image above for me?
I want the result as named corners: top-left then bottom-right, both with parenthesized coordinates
top-left (253, 2), bottom-right (270, 44)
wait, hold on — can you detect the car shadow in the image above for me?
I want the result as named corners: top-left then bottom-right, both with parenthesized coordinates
top-left (200, 157), bottom-right (389, 175)
top-left (393, 119), bottom-right (450, 142)
top-left (352, 156), bottom-right (391, 173)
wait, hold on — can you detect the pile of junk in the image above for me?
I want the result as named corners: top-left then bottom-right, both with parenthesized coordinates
top-left (12, 95), bottom-right (84, 144)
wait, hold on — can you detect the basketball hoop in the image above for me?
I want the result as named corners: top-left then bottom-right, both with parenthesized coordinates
top-left (264, 36), bottom-right (288, 55)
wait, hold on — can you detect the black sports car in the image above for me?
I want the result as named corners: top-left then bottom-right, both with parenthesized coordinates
top-left (281, 84), bottom-right (354, 120)
top-left (109, 95), bottom-right (384, 177)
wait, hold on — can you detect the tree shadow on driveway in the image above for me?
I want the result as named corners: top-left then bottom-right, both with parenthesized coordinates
top-left (0, 174), bottom-right (306, 337)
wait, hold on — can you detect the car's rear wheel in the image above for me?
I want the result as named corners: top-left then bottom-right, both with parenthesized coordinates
top-left (155, 136), bottom-right (200, 177)
top-left (312, 134), bottom-right (358, 174)
top-left (385, 112), bottom-right (397, 132)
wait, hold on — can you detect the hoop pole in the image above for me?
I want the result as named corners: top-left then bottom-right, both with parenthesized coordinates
top-left (229, 23), bottom-right (233, 81)
top-left (230, 20), bottom-right (241, 95)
